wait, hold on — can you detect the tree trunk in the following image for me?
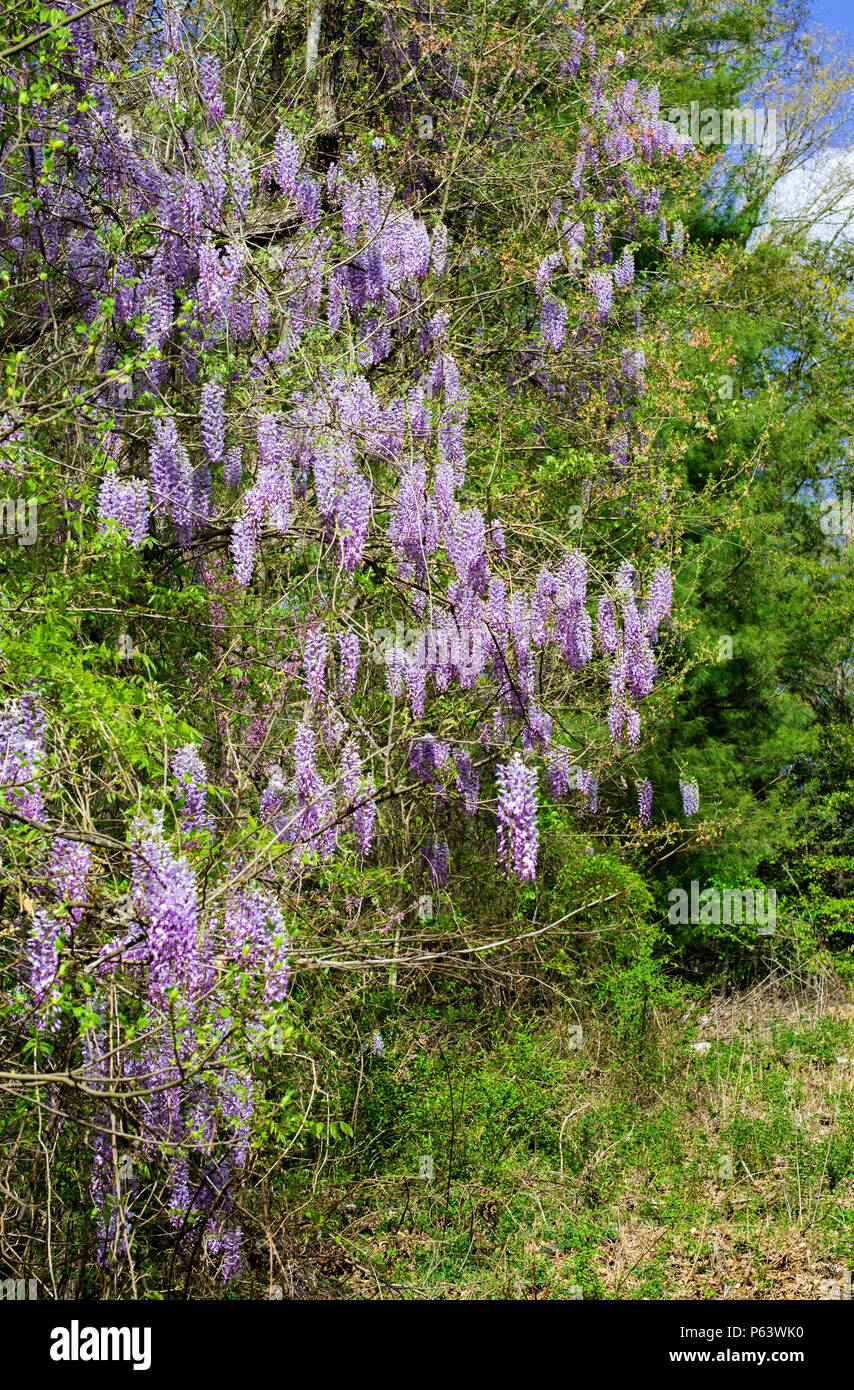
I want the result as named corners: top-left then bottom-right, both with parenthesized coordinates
top-left (312, 0), bottom-right (346, 168)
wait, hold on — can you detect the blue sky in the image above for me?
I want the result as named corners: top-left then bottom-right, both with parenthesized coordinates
top-left (809, 0), bottom-right (853, 42)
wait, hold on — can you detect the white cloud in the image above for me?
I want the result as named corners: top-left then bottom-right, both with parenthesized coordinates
top-left (749, 147), bottom-right (854, 246)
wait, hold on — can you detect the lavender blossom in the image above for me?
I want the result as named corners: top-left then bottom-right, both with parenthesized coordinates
top-left (453, 749), bottom-right (479, 816)
top-left (149, 417), bottom-right (194, 549)
top-left (220, 1226), bottom-right (244, 1282)
top-left (231, 509), bottom-right (256, 586)
top-left (536, 252), bottom-right (563, 296)
top-left (223, 445), bottom-right (242, 489)
top-left (200, 381), bottom-right (225, 464)
top-left (224, 885), bottom-right (289, 1007)
top-left (200, 55), bottom-right (225, 124)
top-left (637, 778), bottom-right (652, 827)
top-left (293, 720), bottom-right (319, 801)
top-left (27, 908), bottom-right (64, 1031)
top-left (353, 776), bottom-right (377, 856)
top-left (431, 223), bottom-right (448, 275)
top-left (303, 628), bottom-right (327, 707)
top-left (130, 814), bottom-right (202, 1004)
top-left (679, 779), bottom-right (699, 817)
top-left (577, 769), bottom-right (598, 815)
top-left (274, 128), bottom-right (299, 198)
top-left (171, 743), bottom-right (213, 840)
top-left (97, 471), bottom-right (150, 551)
top-left (597, 598), bottom-right (618, 654)
top-left (588, 270), bottom-right (613, 322)
top-left (0, 692), bottom-right (46, 823)
top-left (50, 837), bottom-right (92, 924)
top-left (421, 839), bottom-right (449, 888)
top-left (541, 295), bottom-right (568, 352)
top-left (338, 629), bottom-right (359, 701)
top-left (547, 746), bottom-right (573, 800)
top-left (495, 754), bottom-right (539, 881)
top-left (646, 566), bottom-right (673, 635)
top-left (613, 247), bottom-right (634, 289)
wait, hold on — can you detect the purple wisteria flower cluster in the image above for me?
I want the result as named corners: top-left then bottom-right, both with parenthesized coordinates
top-left (97, 471), bottom-right (150, 551)
top-left (496, 754), bottom-right (539, 881)
top-left (171, 743), bottom-right (214, 841)
top-left (680, 779), bottom-right (700, 817)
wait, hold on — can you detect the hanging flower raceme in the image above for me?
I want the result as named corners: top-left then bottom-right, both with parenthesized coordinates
top-left (404, 651), bottom-right (427, 719)
top-left (613, 247), bottom-right (634, 289)
top-left (352, 773), bottom-right (377, 857)
top-left (0, 691), bottom-right (46, 823)
top-left (231, 415), bottom-right (294, 584)
top-left (646, 566), bottom-right (673, 635)
top-left (50, 837), bottom-right (93, 924)
top-left (221, 1070), bottom-right (254, 1169)
top-left (588, 269), bottom-right (613, 322)
top-left (536, 251), bottom-right (563, 296)
top-left (130, 814), bottom-right (204, 1006)
top-left (274, 127), bottom-right (299, 197)
top-left (679, 779), bottom-right (700, 817)
top-left (149, 416), bottom-right (195, 549)
top-left (224, 885), bottom-right (290, 1009)
top-left (171, 743), bottom-right (214, 841)
top-left (637, 778), bottom-right (653, 827)
top-left (608, 642), bottom-right (628, 746)
top-left (27, 907), bottom-right (65, 1032)
top-left (421, 839), bottom-right (449, 888)
top-left (431, 223), bottom-right (448, 275)
top-left (453, 749), bottom-right (480, 816)
top-left (541, 295), bottom-right (568, 351)
top-left (409, 736), bottom-right (450, 783)
top-left (291, 719), bottom-right (318, 800)
top-left (384, 643), bottom-right (407, 699)
top-left (578, 769), bottom-right (598, 814)
top-left (597, 598), bottom-right (618, 654)
top-left (282, 720), bottom-right (337, 865)
top-left (495, 753), bottom-right (539, 881)
top-left (547, 745), bottom-right (574, 800)
top-left (223, 445), bottom-right (242, 490)
top-left (338, 629), bottom-right (359, 701)
top-left (199, 55), bottom-right (225, 124)
top-left (303, 628), bottom-right (327, 706)
top-left (200, 381), bottom-right (225, 464)
top-left (340, 739), bottom-right (377, 855)
top-left (97, 471), bottom-right (150, 550)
